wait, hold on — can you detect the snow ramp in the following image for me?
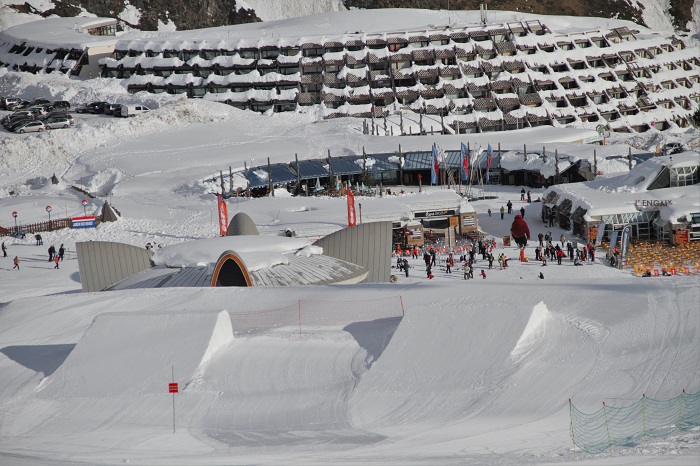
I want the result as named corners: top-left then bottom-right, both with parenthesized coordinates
top-left (38, 310), bottom-right (233, 398)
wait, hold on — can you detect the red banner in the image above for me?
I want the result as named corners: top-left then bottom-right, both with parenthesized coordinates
top-left (347, 189), bottom-right (356, 227)
top-left (217, 194), bottom-right (229, 236)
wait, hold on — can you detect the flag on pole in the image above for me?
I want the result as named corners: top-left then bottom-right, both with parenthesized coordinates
top-left (217, 194), bottom-right (229, 236)
top-left (431, 143), bottom-right (439, 185)
top-left (460, 143), bottom-right (469, 181)
top-left (347, 188), bottom-right (357, 226)
top-left (485, 144), bottom-right (493, 183)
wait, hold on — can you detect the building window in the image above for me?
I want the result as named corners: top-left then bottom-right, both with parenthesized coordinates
top-left (671, 166), bottom-right (699, 187)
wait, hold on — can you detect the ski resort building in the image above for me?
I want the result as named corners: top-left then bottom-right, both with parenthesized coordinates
top-left (0, 17), bottom-right (118, 78)
top-left (541, 152), bottom-right (700, 244)
top-left (1, 12), bottom-right (698, 134)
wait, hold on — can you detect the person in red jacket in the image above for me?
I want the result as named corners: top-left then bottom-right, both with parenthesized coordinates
top-left (510, 214), bottom-right (531, 248)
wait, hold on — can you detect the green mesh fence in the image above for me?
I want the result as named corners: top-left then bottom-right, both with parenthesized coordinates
top-left (569, 390), bottom-right (700, 454)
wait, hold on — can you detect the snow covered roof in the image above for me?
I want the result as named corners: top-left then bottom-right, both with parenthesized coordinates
top-left (544, 152), bottom-right (700, 223)
top-left (0, 17), bottom-right (119, 49)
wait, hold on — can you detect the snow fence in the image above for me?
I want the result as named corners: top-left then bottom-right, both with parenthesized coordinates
top-left (569, 389), bottom-right (700, 454)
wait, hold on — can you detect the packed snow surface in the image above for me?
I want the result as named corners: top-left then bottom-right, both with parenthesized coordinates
top-left (0, 8), bottom-right (699, 465)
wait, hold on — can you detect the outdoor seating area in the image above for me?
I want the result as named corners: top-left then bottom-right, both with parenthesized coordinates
top-left (624, 240), bottom-right (700, 275)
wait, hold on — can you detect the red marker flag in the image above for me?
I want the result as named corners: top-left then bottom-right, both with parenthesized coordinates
top-left (217, 194), bottom-right (229, 236)
top-left (347, 187), bottom-right (357, 227)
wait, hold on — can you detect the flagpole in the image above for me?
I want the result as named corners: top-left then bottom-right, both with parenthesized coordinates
top-left (466, 142), bottom-right (473, 199)
top-left (459, 153), bottom-right (462, 195)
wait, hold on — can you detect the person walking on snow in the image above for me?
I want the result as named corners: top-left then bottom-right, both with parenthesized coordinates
top-left (488, 208), bottom-right (492, 217)
top-left (58, 244), bottom-right (65, 261)
top-left (500, 206), bottom-right (505, 219)
top-left (538, 232), bottom-right (544, 247)
top-left (445, 258), bottom-right (452, 274)
top-left (520, 188), bottom-right (525, 201)
top-left (560, 233), bottom-right (566, 246)
top-left (527, 190), bottom-right (532, 203)
top-left (520, 206), bottom-right (525, 217)
top-left (13, 256), bottom-right (20, 270)
top-left (507, 200), bottom-right (513, 214)
top-left (54, 255), bottom-right (60, 269)
top-left (48, 245), bottom-right (55, 262)
top-left (1, 241), bottom-right (6, 257)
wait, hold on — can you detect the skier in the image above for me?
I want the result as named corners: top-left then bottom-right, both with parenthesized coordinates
top-left (13, 256), bottom-right (20, 270)
top-left (520, 188), bottom-right (525, 201)
top-left (48, 245), bottom-right (55, 262)
top-left (35, 234), bottom-right (43, 246)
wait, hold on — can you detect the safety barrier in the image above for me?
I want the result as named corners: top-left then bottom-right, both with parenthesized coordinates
top-left (228, 296), bottom-right (405, 335)
top-left (569, 389), bottom-right (700, 454)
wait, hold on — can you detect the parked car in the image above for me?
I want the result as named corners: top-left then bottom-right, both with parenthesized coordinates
top-left (84, 101), bottom-right (109, 114)
top-left (40, 112), bottom-right (74, 125)
top-left (52, 100), bottom-right (71, 111)
top-left (31, 98), bottom-right (51, 106)
top-left (120, 104), bottom-right (150, 117)
top-left (662, 142), bottom-right (685, 155)
top-left (1, 97), bottom-right (20, 110)
top-left (7, 100), bottom-right (32, 110)
top-left (105, 103), bottom-right (119, 115)
top-left (4, 117), bottom-right (34, 131)
top-left (13, 120), bottom-right (45, 133)
top-left (2, 112), bottom-right (34, 127)
top-left (27, 106), bottom-right (49, 117)
top-left (44, 116), bottom-right (73, 129)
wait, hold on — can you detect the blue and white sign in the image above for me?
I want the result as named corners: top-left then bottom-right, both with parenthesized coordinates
top-left (72, 215), bottom-right (96, 229)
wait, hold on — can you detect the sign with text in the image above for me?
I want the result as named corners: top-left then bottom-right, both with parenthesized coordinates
top-left (415, 209), bottom-right (456, 218)
top-left (168, 383), bottom-right (179, 393)
top-left (635, 200), bottom-right (673, 208)
top-left (72, 215), bottom-right (96, 229)
top-left (674, 230), bottom-right (689, 244)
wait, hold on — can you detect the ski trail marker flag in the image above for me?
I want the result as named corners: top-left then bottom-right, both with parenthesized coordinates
top-left (217, 194), bottom-right (229, 236)
top-left (486, 144), bottom-right (493, 183)
top-left (460, 143), bottom-right (469, 181)
top-left (431, 143), bottom-right (439, 185)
